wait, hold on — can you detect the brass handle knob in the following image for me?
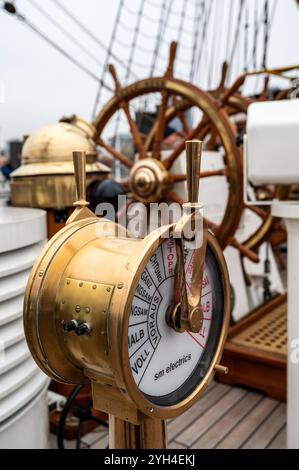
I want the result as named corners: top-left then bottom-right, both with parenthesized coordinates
top-left (72, 150), bottom-right (89, 208)
top-left (214, 364), bottom-right (229, 374)
top-left (185, 140), bottom-right (203, 205)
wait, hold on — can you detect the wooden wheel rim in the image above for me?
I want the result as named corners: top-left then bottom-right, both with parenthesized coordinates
top-left (94, 77), bottom-right (242, 248)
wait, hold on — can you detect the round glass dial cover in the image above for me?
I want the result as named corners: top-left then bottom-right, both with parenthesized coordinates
top-left (128, 238), bottom-right (224, 406)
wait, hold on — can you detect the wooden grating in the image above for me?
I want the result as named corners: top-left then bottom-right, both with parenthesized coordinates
top-left (231, 303), bottom-right (287, 357)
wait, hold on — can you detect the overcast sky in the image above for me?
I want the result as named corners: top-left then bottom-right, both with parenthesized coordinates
top-left (0, 0), bottom-right (299, 148)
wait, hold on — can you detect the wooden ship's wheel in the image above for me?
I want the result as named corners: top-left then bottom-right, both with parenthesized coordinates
top-left (94, 43), bottom-right (261, 263)
top-left (94, 44), bottom-right (297, 264)
top-left (143, 60), bottom-right (288, 257)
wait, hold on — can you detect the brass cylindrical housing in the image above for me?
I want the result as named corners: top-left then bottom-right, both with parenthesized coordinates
top-left (24, 215), bottom-right (230, 424)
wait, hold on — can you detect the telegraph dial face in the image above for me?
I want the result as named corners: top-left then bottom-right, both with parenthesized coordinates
top-left (128, 238), bottom-right (224, 406)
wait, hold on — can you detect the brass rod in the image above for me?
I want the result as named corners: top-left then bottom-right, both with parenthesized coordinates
top-left (185, 140), bottom-right (203, 204)
top-left (72, 150), bottom-right (89, 207)
top-left (214, 364), bottom-right (229, 374)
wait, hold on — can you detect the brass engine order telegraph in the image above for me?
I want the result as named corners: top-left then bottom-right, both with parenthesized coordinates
top-left (24, 140), bottom-right (230, 449)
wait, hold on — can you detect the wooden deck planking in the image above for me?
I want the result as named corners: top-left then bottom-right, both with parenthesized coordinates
top-left (267, 425), bottom-right (287, 449)
top-left (51, 383), bottom-right (286, 449)
top-left (176, 387), bottom-right (247, 447)
top-left (191, 391), bottom-right (263, 449)
top-left (242, 403), bottom-right (287, 449)
top-left (215, 395), bottom-right (279, 449)
top-left (167, 382), bottom-right (230, 441)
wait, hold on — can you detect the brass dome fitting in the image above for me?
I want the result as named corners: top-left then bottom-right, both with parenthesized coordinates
top-left (129, 158), bottom-right (169, 203)
top-left (10, 118), bottom-right (110, 209)
top-left (12, 119), bottom-right (101, 177)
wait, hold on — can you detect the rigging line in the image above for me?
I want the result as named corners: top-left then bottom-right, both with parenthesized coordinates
top-left (123, 3), bottom-right (139, 16)
top-left (142, 10), bottom-right (169, 24)
top-left (1, 3), bottom-right (113, 90)
top-left (176, 0), bottom-right (188, 46)
top-left (190, 0), bottom-right (206, 83)
top-left (225, 0), bottom-right (234, 61)
top-left (92, 0), bottom-right (124, 120)
top-left (50, 0), bottom-right (138, 80)
top-left (190, 0), bottom-right (204, 82)
top-left (113, 36), bottom-right (154, 54)
top-left (227, 0), bottom-right (246, 83)
top-left (112, 0), bottom-right (146, 167)
top-left (146, 0), bottom-right (163, 8)
top-left (124, 0), bottom-right (146, 85)
top-left (262, 0), bottom-right (269, 69)
top-left (162, 4), bottom-right (198, 22)
top-left (243, 4), bottom-right (249, 72)
top-left (194, 0), bottom-right (213, 85)
top-left (254, 0), bottom-right (278, 94)
top-left (235, 0), bottom-right (243, 80)
top-left (165, 21), bottom-right (194, 35)
top-left (213, 0), bottom-right (225, 87)
top-left (26, 0), bottom-right (104, 69)
top-left (149, 0), bottom-right (170, 77)
top-left (251, 0), bottom-right (259, 70)
top-left (246, 0), bottom-right (277, 71)
top-left (207, 0), bottom-right (219, 88)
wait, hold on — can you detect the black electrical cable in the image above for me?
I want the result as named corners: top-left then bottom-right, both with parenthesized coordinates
top-left (1, 1), bottom-right (113, 90)
top-left (57, 384), bottom-right (84, 450)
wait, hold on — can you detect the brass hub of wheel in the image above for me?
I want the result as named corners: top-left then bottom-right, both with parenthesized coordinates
top-left (129, 158), bottom-right (169, 203)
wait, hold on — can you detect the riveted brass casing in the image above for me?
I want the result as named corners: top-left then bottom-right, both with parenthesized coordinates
top-left (24, 216), bottom-right (230, 424)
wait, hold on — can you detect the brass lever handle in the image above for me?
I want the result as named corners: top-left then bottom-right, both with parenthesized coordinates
top-left (170, 140), bottom-right (207, 334)
top-left (185, 140), bottom-right (202, 205)
top-left (72, 150), bottom-right (89, 208)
